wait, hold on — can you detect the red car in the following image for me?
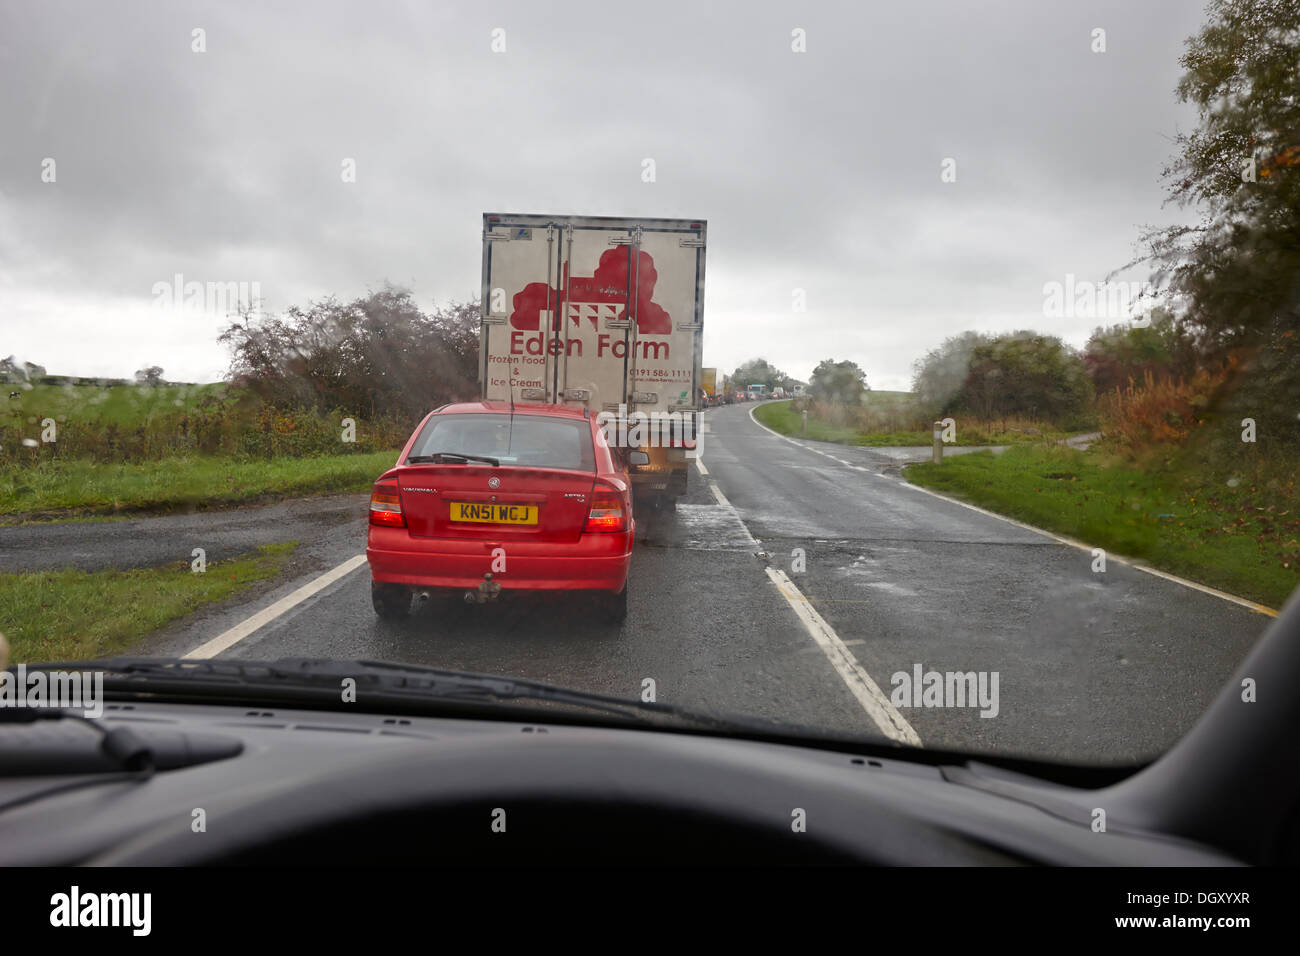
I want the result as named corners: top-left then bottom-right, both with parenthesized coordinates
top-left (366, 401), bottom-right (635, 622)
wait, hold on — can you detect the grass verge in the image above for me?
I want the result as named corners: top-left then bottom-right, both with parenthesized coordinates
top-left (904, 444), bottom-right (1299, 609)
top-left (752, 400), bottom-right (1069, 446)
top-left (0, 450), bottom-right (399, 521)
top-left (0, 542), bottom-right (299, 663)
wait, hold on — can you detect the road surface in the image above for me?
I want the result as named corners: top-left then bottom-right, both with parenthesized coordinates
top-left (1, 404), bottom-right (1274, 763)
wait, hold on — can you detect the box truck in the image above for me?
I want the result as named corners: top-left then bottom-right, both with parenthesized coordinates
top-left (479, 213), bottom-right (706, 508)
top-left (701, 367), bottom-right (718, 404)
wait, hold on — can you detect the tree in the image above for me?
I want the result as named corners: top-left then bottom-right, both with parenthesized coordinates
top-left (1082, 309), bottom-right (1200, 394)
top-left (960, 332), bottom-right (1092, 423)
top-left (911, 332), bottom-right (989, 415)
top-left (134, 366), bottom-right (165, 386)
top-left (809, 359), bottom-right (867, 405)
top-left (0, 356), bottom-right (46, 382)
top-left (913, 331), bottom-right (1092, 424)
top-left (1126, 0), bottom-right (1300, 447)
top-left (220, 287), bottom-right (480, 420)
top-left (730, 358), bottom-right (797, 392)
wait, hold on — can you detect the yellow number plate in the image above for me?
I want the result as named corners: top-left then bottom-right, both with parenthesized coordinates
top-left (450, 502), bottom-right (539, 525)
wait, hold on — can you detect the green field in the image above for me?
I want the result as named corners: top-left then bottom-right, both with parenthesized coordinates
top-left (0, 450), bottom-right (399, 521)
top-left (1, 381), bottom-right (231, 428)
top-left (905, 445), bottom-right (1299, 610)
top-left (861, 389), bottom-right (915, 408)
top-left (0, 542), bottom-right (298, 664)
top-left (753, 399), bottom-right (1068, 446)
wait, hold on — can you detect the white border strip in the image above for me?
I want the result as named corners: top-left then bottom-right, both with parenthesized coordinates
top-left (746, 405), bottom-right (1278, 618)
top-left (184, 554), bottom-right (369, 659)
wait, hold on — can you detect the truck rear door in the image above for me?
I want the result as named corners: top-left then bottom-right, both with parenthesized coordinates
top-left (481, 214), bottom-right (705, 428)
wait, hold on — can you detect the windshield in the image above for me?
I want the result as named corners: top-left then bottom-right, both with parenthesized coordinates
top-left (0, 0), bottom-right (1296, 778)
top-left (408, 414), bottom-right (596, 471)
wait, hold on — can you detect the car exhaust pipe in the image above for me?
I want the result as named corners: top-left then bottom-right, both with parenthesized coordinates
top-left (464, 572), bottom-right (502, 605)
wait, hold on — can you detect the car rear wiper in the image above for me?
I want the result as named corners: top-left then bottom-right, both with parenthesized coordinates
top-left (406, 452), bottom-right (500, 466)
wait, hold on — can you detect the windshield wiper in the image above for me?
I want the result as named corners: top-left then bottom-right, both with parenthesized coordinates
top-left (406, 452), bottom-right (499, 466)
top-left (18, 658), bottom-right (763, 735)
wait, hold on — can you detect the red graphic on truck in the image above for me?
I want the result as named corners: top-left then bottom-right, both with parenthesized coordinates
top-left (509, 248), bottom-right (672, 335)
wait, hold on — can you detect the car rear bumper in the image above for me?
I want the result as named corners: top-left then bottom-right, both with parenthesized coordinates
top-left (366, 525), bottom-right (634, 592)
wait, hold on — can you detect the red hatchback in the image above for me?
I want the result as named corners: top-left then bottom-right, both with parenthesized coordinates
top-left (366, 402), bottom-right (635, 622)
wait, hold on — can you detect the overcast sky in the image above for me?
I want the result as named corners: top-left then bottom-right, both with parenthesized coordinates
top-left (0, 0), bottom-right (1208, 389)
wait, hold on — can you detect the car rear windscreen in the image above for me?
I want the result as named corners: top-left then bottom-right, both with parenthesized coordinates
top-left (408, 414), bottom-right (595, 472)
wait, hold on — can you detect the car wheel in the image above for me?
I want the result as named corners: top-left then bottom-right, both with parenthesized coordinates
top-left (371, 581), bottom-right (412, 619)
top-left (597, 586), bottom-right (628, 625)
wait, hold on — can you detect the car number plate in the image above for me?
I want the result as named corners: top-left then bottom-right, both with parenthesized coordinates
top-left (450, 502), bottom-right (538, 524)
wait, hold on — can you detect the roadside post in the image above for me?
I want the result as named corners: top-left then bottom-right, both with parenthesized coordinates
top-left (932, 421), bottom-right (943, 464)
top-left (801, 410), bottom-right (807, 436)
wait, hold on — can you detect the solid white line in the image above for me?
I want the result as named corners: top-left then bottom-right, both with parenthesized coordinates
top-left (1131, 563), bottom-right (1278, 616)
top-left (747, 405), bottom-right (1277, 617)
top-left (184, 554), bottom-right (370, 660)
top-left (899, 480), bottom-right (1277, 617)
top-left (766, 567), bottom-right (921, 746)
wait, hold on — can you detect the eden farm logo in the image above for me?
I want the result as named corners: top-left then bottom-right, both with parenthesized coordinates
top-left (509, 248), bottom-right (673, 335)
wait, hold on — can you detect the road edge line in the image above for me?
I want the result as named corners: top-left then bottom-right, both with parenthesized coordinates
top-left (748, 405), bottom-right (1277, 618)
top-left (183, 553), bottom-right (369, 659)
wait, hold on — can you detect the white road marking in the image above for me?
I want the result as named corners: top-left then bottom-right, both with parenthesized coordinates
top-left (899, 480), bottom-right (1277, 616)
top-left (747, 405), bottom-right (1278, 617)
top-left (184, 554), bottom-right (369, 659)
top-left (767, 567), bottom-right (921, 746)
top-left (699, 425), bottom-right (921, 745)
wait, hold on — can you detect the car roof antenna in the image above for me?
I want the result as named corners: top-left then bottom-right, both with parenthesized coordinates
top-left (507, 376), bottom-right (515, 453)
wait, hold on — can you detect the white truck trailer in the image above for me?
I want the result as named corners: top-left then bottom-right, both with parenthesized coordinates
top-left (479, 213), bottom-right (706, 507)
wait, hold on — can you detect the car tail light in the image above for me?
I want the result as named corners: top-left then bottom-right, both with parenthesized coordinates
top-left (584, 484), bottom-right (627, 533)
top-left (369, 479), bottom-right (405, 527)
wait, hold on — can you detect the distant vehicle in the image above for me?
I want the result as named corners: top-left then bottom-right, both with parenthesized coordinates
top-left (771, 387), bottom-right (785, 399)
top-left (701, 367), bottom-right (718, 405)
top-left (746, 384), bottom-right (767, 401)
top-left (366, 401), bottom-right (634, 623)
